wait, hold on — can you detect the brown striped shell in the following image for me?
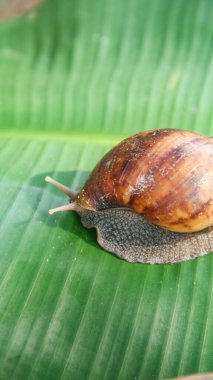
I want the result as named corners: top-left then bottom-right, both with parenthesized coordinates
top-left (76, 129), bottom-right (213, 233)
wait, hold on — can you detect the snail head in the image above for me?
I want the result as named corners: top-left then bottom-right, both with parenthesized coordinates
top-left (45, 176), bottom-right (85, 215)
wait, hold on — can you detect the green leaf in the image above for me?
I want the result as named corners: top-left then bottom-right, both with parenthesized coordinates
top-left (0, 0), bottom-right (212, 380)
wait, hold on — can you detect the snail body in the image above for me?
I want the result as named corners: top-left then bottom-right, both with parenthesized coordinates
top-left (45, 129), bottom-right (213, 264)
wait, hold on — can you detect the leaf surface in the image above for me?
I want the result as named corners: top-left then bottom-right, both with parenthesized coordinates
top-left (0, 0), bottom-right (213, 379)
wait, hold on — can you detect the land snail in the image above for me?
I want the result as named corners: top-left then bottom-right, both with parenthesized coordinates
top-left (45, 129), bottom-right (213, 264)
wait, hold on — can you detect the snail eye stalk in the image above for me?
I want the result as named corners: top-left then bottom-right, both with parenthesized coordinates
top-left (45, 176), bottom-right (78, 199)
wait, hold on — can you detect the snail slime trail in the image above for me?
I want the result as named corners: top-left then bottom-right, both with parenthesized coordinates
top-left (45, 129), bottom-right (213, 264)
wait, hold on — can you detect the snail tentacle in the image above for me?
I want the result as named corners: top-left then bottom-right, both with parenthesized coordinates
top-left (45, 176), bottom-right (78, 199)
top-left (48, 203), bottom-right (77, 215)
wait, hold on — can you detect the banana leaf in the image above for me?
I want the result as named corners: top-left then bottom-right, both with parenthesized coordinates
top-left (0, 0), bottom-right (212, 379)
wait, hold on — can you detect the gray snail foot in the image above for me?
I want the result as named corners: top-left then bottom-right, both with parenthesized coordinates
top-left (81, 208), bottom-right (213, 264)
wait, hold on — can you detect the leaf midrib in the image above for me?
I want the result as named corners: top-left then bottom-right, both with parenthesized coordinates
top-left (0, 129), bottom-right (128, 145)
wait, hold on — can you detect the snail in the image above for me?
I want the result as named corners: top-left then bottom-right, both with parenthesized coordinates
top-left (45, 129), bottom-right (213, 264)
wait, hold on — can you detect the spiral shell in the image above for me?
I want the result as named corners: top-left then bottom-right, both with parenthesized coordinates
top-left (76, 129), bottom-right (213, 233)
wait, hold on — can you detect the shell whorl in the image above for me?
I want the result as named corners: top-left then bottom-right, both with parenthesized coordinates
top-left (76, 129), bottom-right (213, 233)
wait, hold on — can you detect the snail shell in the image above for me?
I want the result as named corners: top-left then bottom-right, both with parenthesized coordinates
top-left (45, 129), bottom-right (213, 264)
top-left (77, 129), bottom-right (213, 233)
